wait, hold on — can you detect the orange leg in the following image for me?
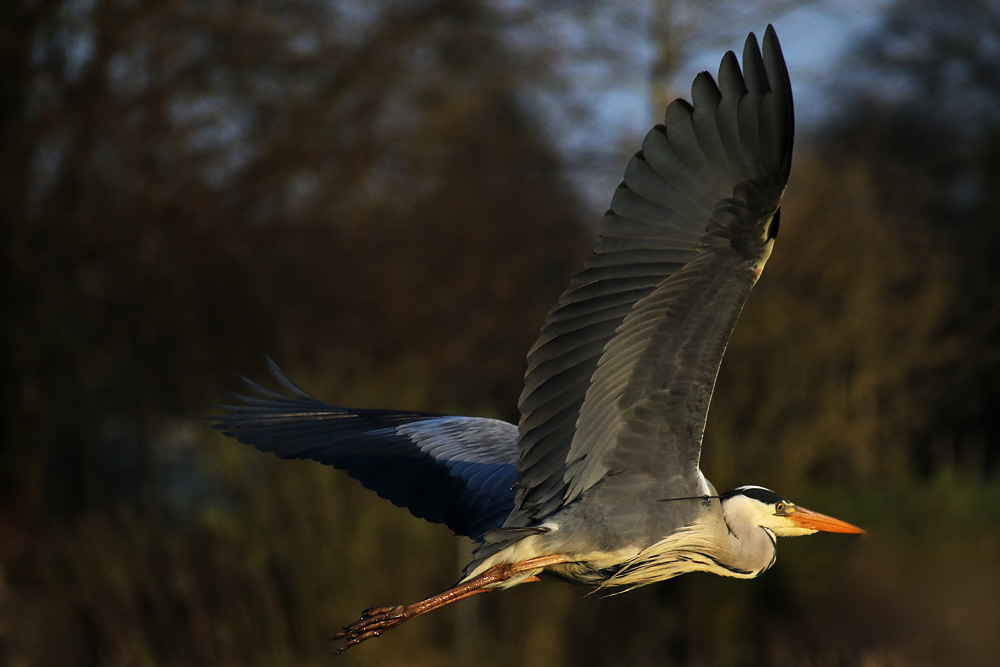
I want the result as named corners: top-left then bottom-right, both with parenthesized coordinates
top-left (333, 554), bottom-right (571, 653)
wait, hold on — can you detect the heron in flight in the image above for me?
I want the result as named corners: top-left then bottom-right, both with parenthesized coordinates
top-left (214, 26), bottom-right (862, 653)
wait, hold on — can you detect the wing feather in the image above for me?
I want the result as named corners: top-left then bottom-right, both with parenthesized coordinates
top-left (212, 361), bottom-right (518, 540)
top-left (513, 26), bottom-right (793, 521)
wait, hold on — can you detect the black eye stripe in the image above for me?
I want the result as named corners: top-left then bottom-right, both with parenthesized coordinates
top-left (720, 486), bottom-right (784, 505)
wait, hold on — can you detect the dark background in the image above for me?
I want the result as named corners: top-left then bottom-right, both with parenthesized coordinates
top-left (3, 0), bottom-right (1000, 665)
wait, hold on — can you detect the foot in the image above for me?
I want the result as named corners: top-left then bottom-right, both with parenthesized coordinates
top-left (330, 555), bottom-right (571, 653)
top-left (333, 605), bottom-right (409, 653)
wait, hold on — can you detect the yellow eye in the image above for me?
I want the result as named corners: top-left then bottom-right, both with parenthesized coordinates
top-left (775, 502), bottom-right (786, 513)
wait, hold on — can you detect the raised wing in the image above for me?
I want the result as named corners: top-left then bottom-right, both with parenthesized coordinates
top-left (212, 360), bottom-right (518, 541)
top-left (514, 27), bottom-right (794, 521)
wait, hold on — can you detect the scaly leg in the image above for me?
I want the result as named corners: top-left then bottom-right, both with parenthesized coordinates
top-left (333, 554), bottom-right (572, 653)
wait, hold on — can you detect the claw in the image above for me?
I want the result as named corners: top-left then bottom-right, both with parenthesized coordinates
top-left (333, 605), bottom-right (412, 653)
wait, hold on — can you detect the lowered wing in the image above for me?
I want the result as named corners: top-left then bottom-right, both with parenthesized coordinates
top-left (213, 359), bottom-right (518, 541)
top-left (514, 27), bottom-right (794, 521)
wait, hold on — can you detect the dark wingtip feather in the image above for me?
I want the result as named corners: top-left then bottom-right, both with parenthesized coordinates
top-left (209, 359), bottom-right (520, 540)
top-left (741, 31), bottom-right (765, 92)
top-left (262, 355), bottom-right (312, 398)
top-left (761, 25), bottom-right (795, 181)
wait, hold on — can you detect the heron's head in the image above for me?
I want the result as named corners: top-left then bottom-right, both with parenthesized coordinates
top-left (719, 485), bottom-right (863, 538)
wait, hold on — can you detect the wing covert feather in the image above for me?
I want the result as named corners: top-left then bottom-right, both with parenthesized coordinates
top-left (513, 26), bottom-right (794, 520)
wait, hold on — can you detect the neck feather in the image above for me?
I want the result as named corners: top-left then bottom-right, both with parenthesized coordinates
top-left (719, 503), bottom-right (778, 577)
top-left (596, 512), bottom-right (776, 592)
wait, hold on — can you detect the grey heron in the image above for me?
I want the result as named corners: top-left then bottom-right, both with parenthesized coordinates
top-left (213, 26), bottom-right (863, 653)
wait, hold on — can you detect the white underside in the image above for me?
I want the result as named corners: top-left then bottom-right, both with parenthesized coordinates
top-left (463, 521), bottom-right (644, 588)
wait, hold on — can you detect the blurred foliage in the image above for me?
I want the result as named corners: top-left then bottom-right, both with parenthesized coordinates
top-left (706, 153), bottom-right (981, 489)
top-left (2, 0), bottom-right (1000, 665)
top-left (2, 0), bottom-right (589, 516)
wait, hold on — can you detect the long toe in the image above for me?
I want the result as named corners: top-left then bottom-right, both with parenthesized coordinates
top-left (332, 605), bottom-right (410, 653)
top-left (359, 604), bottom-right (405, 619)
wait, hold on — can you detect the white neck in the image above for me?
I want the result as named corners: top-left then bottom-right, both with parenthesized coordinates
top-left (716, 495), bottom-right (778, 576)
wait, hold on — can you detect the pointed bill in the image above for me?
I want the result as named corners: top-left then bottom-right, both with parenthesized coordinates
top-left (791, 506), bottom-right (864, 534)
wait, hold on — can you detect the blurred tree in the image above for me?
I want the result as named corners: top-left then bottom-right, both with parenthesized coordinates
top-left (1, 0), bottom-right (589, 521)
top-left (815, 0), bottom-right (1000, 476)
top-left (5, 1), bottom-right (1000, 664)
top-left (831, 0), bottom-right (1000, 254)
top-left (705, 151), bottom-right (972, 488)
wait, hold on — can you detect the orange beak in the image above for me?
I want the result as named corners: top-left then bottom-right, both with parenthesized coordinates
top-left (790, 506), bottom-right (864, 534)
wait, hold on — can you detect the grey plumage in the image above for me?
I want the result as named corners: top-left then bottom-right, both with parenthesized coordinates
top-left (211, 28), bottom-right (860, 653)
top-left (510, 27), bottom-right (792, 525)
top-left (214, 26), bottom-right (792, 556)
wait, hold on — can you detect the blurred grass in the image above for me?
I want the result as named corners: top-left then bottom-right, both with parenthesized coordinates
top-left (7, 438), bottom-right (998, 667)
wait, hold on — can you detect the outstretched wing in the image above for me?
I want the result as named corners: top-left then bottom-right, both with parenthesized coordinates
top-left (212, 360), bottom-right (518, 541)
top-left (514, 27), bottom-right (794, 520)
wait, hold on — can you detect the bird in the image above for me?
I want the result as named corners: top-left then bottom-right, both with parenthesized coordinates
top-left (213, 25), bottom-right (863, 654)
